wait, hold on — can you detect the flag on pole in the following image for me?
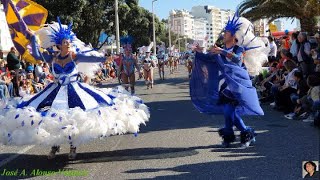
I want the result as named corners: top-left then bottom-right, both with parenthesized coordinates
top-left (1, 0), bottom-right (47, 64)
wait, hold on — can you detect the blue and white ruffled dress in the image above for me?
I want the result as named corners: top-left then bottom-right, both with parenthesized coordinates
top-left (0, 59), bottom-right (149, 146)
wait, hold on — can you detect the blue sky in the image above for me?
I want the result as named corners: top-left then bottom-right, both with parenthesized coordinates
top-left (139, 0), bottom-right (297, 31)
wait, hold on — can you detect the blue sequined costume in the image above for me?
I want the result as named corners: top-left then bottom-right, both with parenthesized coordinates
top-left (18, 54), bottom-right (113, 111)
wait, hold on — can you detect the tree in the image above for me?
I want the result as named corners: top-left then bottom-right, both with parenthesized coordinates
top-left (76, 0), bottom-right (113, 46)
top-left (34, 0), bottom-right (173, 51)
top-left (115, 2), bottom-right (170, 51)
top-left (34, 0), bottom-right (112, 45)
top-left (239, 0), bottom-right (320, 33)
top-left (34, 0), bottom-right (87, 29)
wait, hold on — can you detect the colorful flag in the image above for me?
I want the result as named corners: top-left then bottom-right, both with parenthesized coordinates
top-left (1, 0), bottom-right (47, 64)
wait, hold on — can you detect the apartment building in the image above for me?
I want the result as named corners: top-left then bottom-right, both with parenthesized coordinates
top-left (191, 5), bottom-right (234, 47)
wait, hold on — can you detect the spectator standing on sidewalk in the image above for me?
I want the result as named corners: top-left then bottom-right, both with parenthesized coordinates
top-left (6, 47), bottom-right (21, 96)
top-left (297, 32), bottom-right (314, 77)
top-left (268, 36), bottom-right (277, 63)
top-left (290, 32), bottom-right (299, 62)
top-left (312, 33), bottom-right (320, 73)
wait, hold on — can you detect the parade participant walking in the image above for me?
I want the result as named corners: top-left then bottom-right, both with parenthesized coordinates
top-left (142, 48), bottom-right (156, 89)
top-left (191, 12), bottom-right (268, 148)
top-left (174, 54), bottom-right (179, 71)
top-left (119, 36), bottom-right (141, 95)
top-left (186, 54), bottom-right (193, 79)
top-left (157, 42), bottom-right (166, 80)
top-left (0, 15), bottom-right (149, 160)
top-left (168, 55), bottom-right (174, 74)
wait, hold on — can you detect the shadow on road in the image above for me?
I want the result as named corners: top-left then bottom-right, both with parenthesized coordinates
top-left (123, 138), bottom-right (313, 180)
top-left (142, 100), bottom-right (219, 133)
top-left (0, 145), bottom-right (214, 179)
top-left (125, 156), bottom-right (271, 180)
top-left (1, 69), bottom-right (318, 179)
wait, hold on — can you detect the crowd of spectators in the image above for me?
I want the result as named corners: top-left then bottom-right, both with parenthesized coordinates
top-left (0, 47), bottom-right (118, 100)
top-left (0, 47), bottom-right (54, 99)
top-left (255, 31), bottom-right (320, 127)
top-left (2, 31), bottom-right (319, 127)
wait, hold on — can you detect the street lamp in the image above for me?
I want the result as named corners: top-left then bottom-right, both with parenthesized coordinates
top-left (178, 24), bottom-right (181, 52)
top-left (178, 32), bottom-right (180, 52)
top-left (184, 36), bottom-right (187, 50)
top-left (168, 15), bottom-right (172, 49)
top-left (115, 0), bottom-right (120, 54)
top-left (152, 0), bottom-right (157, 55)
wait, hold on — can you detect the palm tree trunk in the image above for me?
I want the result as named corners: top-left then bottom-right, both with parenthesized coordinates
top-left (299, 17), bottom-right (317, 33)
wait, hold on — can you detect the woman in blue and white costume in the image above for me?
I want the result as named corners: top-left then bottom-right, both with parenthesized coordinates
top-left (0, 19), bottom-right (150, 160)
top-left (190, 12), bottom-right (269, 148)
top-left (119, 36), bottom-right (141, 95)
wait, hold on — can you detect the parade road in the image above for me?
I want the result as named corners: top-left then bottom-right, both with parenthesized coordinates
top-left (0, 66), bottom-right (319, 180)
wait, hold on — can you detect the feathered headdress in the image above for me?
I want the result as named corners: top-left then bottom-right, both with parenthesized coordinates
top-left (157, 42), bottom-right (166, 53)
top-left (169, 45), bottom-right (175, 56)
top-left (146, 42), bottom-right (153, 53)
top-left (138, 46), bottom-right (146, 54)
top-left (120, 36), bottom-right (133, 51)
top-left (223, 10), bottom-right (270, 76)
top-left (224, 11), bottom-right (242, 36)
top-left (108, 35), bottom-right (115, 45)
top-left (50, 17), bottom-right (76, 45)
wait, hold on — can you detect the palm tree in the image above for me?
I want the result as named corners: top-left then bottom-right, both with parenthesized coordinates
top-left (239, 0), bottom-right (320, 33)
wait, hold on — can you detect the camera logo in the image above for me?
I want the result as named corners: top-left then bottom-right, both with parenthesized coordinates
top-left (302, 161), bottom-right (319, 179)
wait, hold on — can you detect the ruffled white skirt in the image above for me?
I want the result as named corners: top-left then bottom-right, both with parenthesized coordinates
top-left (0, 84), bottom-right (149, 146)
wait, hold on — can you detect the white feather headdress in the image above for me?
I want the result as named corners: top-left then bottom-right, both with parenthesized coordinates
top-left (35, 22), bottom-right (104, 78)
top-left (146, 42), bottom-right (153, 53)
top-left (228, 15), bottom-right (270, 76)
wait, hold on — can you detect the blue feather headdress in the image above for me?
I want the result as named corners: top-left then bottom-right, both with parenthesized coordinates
top-left (120, 36), bottom-right (133, 51)
top-left (224, 11), bottom-right (242, 36)
top-left (50, 17), bottom-right (76, 45)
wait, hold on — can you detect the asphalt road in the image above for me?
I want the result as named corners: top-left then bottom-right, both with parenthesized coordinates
top-left (0, 65), bottom-right (319, 180)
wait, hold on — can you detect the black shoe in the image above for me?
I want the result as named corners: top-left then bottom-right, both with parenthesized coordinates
top-left (240, 128), bottom-right (257, 148)
top-left (68, 147), bottom-right (77, 160)
top-left (218, 128), bottom-right (235, 148)
top-left (48, 146), bottom-right (60, 159)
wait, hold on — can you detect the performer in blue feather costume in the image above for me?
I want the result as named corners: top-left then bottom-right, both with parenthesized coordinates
top-left (0, 18), bottom-right (149, 160)
top-left (190, 12), bottom-right (269, 148)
